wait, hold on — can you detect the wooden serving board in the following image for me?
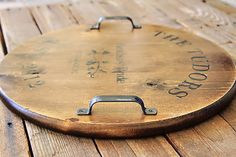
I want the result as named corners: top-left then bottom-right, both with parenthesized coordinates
top-left (0, 17), bottom-right (235, 138)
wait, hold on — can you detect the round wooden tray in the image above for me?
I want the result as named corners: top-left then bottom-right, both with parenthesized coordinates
top-left (0, 16), bottom-right (235, 138)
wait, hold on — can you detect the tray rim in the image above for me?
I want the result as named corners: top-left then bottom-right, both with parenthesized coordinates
top-left (0, 24), bottom-right (235, 138)
top-left (0, 80), bottom-right (235, 138)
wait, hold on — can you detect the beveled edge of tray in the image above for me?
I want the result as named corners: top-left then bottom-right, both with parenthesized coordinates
top-left (0, 80), bottom-right (235, 139)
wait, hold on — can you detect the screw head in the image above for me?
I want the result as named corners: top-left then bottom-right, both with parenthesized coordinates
top-left (145, 108), bottom-right (157, 115)
top-left (77, 108), bottom-right (89, 115)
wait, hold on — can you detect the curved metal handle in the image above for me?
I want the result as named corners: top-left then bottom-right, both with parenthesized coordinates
top-left (77, 95), bottom-right (157, 115)
top-left (90, 16), bottom-right (142, 30)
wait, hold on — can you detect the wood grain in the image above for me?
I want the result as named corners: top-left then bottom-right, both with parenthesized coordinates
top-left (0, 8), bottom-right (40, 52)
top-left (149, 0), bottom-right (236, 129)
top-left (0, 6), bottom-right (100, 157)
top-left (126, 137), bottom-right (180, 157)
top-left (1, 22), bottom-right (235, 137)
top-left (28, 4), bottom-right (101, 157)
top-left (149, 0), bottom-right (236, 59)
top-left (221, 92), bottom-right (236, 130)
top-left (205, 0), bottom-right (236, 14)
top-left (1, 0), bottom-right (235, 139)
top-left (30, 4), bottom-right (77, 33)
top-left (26, 124), bottom-right (99, 157)
top-left (0, 101), bottom-right (31, 157)
top-left (0, 0), bottom-right (236, 156)
top-left (143, 0), bottom-right (236, 155)
top-left (0, 8), bottom-right (36, 157)
top-left (68, 0), bottom-right (236, 155)
top-left (67, 0), bottom-right (104, 25)
top-left (96, 137), bottom-right (180, 157)
top-left (198, 0), bottom-right (236, 130)
top-left (68, 0), bottom-right (182, 29)
top-left (95, 140), bottom-right (136, 157)
top-left (67, 1), bottom-right (181, 155)
top-left (167, 116), bottom-right (236, 157)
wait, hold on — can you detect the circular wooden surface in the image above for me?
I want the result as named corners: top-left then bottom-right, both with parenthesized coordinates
top-left (0, 23), bottom-right (235, 138)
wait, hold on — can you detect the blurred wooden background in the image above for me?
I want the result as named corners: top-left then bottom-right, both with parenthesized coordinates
top-left (0, 0), bottom-right (65, 9)
top-left (0, 0), bottom-right (236, 157)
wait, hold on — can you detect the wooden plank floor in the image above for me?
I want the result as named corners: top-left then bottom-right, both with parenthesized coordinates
top-left (0, 0), bottom-right (236, 156)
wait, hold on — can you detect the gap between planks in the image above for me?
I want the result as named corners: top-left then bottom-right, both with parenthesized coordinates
top-left (0, 0), bottom-right (236, 156)
top-left (26, 5), bottom-right (101, 157)
top-left (0, 6), bottom-right (100, 157)
top-left (67, 1), bottom-right (235, 156)
top-left (29, 2), bottom-right (180, 156)
top-left (0, 7), bottom-right (34, 157)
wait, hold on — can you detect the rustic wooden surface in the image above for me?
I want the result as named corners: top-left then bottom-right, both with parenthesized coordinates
top-left (0, 19), bottom-right (235, 138)
top-left (0, 0), bottom-right (236, 156)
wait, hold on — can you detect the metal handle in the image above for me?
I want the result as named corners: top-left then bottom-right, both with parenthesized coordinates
top-left (90, 16), bottom-right (142, 30)
top-left (77, 95), bottom-right (157, 115)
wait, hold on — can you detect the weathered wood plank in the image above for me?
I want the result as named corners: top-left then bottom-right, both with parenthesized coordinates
top-left (167, 116), bottom-right (236, 157)
top-left (68, 1), bottom-right (236, 155)
top-left (96, 137), bottom-right (180, 157)
top-left (0, 6), bottom-right (100, 157)
top-left (181, 0), bottom-right (236, 133)
top-left (1, 1), bottom-right (236, 156)
top-left (142, 0), bottom-right (236, 156)
top-left (175, 0), bottom-right (236, 35)
top-left (26, 124), bottom-right (99, 157)
top-left (111, 0), bottom-right (182, 28)
top-left (68, 0), bottom-right (181, 29)
top-left (66, 1), bottom-right (180, 156)
top-left (205, 0), bottom-right (236, 14)
top-left (28, 4), bottom-right (100, 157)
top-left (221, 96), bottom-right (236, 130)
top-left (203, 0), bottom-right (236, 130)
top-left (149, 0), bottom-right (236, 58)
top-left (0, 8), bottom-right (39, 157)
top-left (126, 137), bottom-right (180, 157)
top-left (0, 99), bottom-right (30, 157)
top-left (95, 140), bottom-right (136, 157)
top-left (66, 0), bottom-right (104, 25)
top-left (0, 8), bottom-right (40, 52)
top-left (30, 4), bottom-right (77, 33)
top-left (150, 0), bottom-right (236, 130)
